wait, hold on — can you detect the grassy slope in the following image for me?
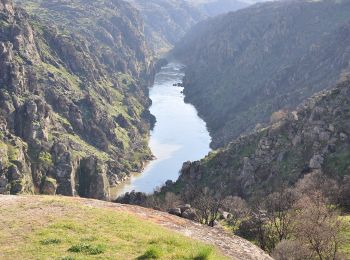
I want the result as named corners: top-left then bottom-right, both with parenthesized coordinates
top-left (0, 196), bottom-right (227, 260)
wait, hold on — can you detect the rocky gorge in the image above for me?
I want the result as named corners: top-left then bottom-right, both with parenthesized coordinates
top-left (173, 0), bottom-right (350, 148)
top-left (0, 0), bottom-right (156, 199)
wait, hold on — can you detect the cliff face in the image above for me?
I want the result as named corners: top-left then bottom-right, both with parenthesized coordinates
top-left (171, 78), bottom-right (350, 200)
top-left (127, 0), bottom-right (205, 56)
top-left (173, 0), bottom-right (350, 148)
top-left (0, 0), bottom-right (155, 199)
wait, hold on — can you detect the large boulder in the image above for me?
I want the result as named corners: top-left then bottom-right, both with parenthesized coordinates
top-left (182, 208), bottom-right (197, 221)
top-left (168, 208), bottom-right (182, 217)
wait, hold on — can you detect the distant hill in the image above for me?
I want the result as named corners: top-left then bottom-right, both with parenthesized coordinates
top-left (192, 0), bottom-right (249, 16)
top-left (173, 0), bottom-right (350, 148)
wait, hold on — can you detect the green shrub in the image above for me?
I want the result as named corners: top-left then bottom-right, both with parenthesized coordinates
top-left (137, 246), bottom-right (162, 259)
top-left (194, 247), bottom-right (213, 260)
top-left (38, 152), bottom-right (53, 168)
top-left (68, 243), bottom-right (105, 255)
top-left (7, 144), bottom-right (19, 161)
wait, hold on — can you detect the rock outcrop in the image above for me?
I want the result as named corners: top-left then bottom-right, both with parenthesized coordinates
top-left (166, 78), bottom-right (350, 200)
top-left (0, 0), bottom-right (155, 199)
top-left (173, 0), bottom-right (350, 148)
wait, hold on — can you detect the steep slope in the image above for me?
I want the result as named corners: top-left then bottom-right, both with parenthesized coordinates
top-left (0, 0), bottom-right (155, 199)
top-left (173, 0), bottom-right (350, 148)
top-left (0, 195), bottom-right (272, 260)
top-left (127, 0), bottom-right (205, 56)
top-left (168, 78), bottom-right (350, 200)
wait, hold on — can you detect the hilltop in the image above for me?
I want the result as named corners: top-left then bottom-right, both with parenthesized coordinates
top-left (0, 195), bottom-right (272, 260)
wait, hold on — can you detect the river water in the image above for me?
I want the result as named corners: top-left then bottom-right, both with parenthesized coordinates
top-left (115, 62), bottom-right (211, 196)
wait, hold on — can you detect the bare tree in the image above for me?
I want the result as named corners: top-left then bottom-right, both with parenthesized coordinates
top-left (185, 184), bottom-right (225, 227)
top-left (195, 187), bottom-right (223, 227)
top-left (264, 188), bottom-right (297, 242)
top-left (223, 196), bottom-right (250, 227)
top-left (293, 192), bottom-right (343, 260)
top-left (295, 171), bottom-right (339, 204)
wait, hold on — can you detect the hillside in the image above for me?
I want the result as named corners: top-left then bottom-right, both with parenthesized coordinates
top-left (166, 77), bottom-right (350, 201)
top-left (126, 0), bottom-right (205, 56)
top-left (173, 0), bottom-right (350, 148)
top-left (0, 0), bottom-right (155, 199)
top-left (0, 195), bottom-right (272, 260)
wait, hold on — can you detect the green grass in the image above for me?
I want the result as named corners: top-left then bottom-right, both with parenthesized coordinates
top-left (137, 246), bottom-right (162, 259)
top-left (7, 144), bottom-right (19, 162)
top-left (0, 196), bottom-right (227, 260)
top-left (340, 215), bottom-right (350, 257)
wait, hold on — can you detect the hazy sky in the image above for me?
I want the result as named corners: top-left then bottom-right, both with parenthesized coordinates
top-left (187, 0), bottom-right (267, 4)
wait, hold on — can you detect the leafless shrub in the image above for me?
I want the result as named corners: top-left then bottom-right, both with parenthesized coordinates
top-left (292, 192), bottom-right (343, 260)
top-left (295, 171), bottom-right (339, 204)
top-left (222, 196), bottom-right (250, 226)
top-left (264, 189), bottom-right (297, 242)
top-left (272, 240), bottom-right (312, 260)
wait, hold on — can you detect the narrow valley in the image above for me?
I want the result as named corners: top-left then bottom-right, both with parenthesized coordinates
top-left (115, 62), bottom-right (211, 196)
top-left (1, 0), bottom-right (350, 259)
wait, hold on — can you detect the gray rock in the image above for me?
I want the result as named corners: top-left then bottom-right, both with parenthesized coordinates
top-left (309, 154), bottom-right (324, 169)
top-left (182, 208), bottom-right (197, 220)
top-left (340, 133), bottom-right (347, 140)
top-left (168, 208), bottom-right (182, 216)
top-left (0, 174), bottom-right (8, 194)
top-left (8, 165), bottom-right (21, 181)
top-left (220, 211), bottom-right (232, 220)
top-left (179, 204), bottom-right (191, 213)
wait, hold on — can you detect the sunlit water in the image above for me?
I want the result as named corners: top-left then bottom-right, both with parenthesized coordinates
top-left (115, 62), bottom-right (211, 196)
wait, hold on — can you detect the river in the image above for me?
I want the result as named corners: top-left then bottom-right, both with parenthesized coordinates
top-left (115, 62), bottom-right (211, 196)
